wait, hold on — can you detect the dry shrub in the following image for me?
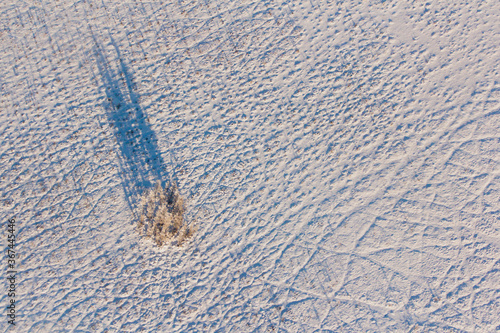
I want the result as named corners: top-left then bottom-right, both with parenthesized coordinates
top-left (137, 182), bottom-right (196, 246)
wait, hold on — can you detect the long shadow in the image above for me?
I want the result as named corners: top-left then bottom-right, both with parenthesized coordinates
top-left (92, 33), bottom-right (167, 215)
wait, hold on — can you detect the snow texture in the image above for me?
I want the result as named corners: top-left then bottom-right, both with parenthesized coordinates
top-left (1, 0), bottom-right (499, 332)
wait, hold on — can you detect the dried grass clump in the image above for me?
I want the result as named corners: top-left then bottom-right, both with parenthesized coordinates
top-left (137, 182), bottom-right (195, 246)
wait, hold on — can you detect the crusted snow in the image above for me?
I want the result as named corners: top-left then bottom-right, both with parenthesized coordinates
top-left (1, 0), bottom-right (499, 332)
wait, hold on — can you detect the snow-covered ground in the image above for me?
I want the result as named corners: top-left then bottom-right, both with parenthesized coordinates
top-left (1, 0), bottom-right (499, 331)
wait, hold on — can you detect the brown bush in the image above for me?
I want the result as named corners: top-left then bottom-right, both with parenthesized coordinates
top-left (137, 182), bottom-right (196, 246)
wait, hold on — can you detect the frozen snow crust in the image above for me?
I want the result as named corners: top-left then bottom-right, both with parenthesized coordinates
top-left (1, 0), bottom-right (499, 331)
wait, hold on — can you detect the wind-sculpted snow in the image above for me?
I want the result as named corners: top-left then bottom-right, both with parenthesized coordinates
top-left (0, 0), bottom-right (499, 332)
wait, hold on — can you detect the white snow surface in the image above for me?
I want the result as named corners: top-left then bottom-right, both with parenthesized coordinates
top-left (1, 0), bottom-right (500, 332)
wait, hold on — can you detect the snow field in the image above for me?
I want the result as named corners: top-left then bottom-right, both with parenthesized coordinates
top-left (0, 0), bottom-right (499, 331)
